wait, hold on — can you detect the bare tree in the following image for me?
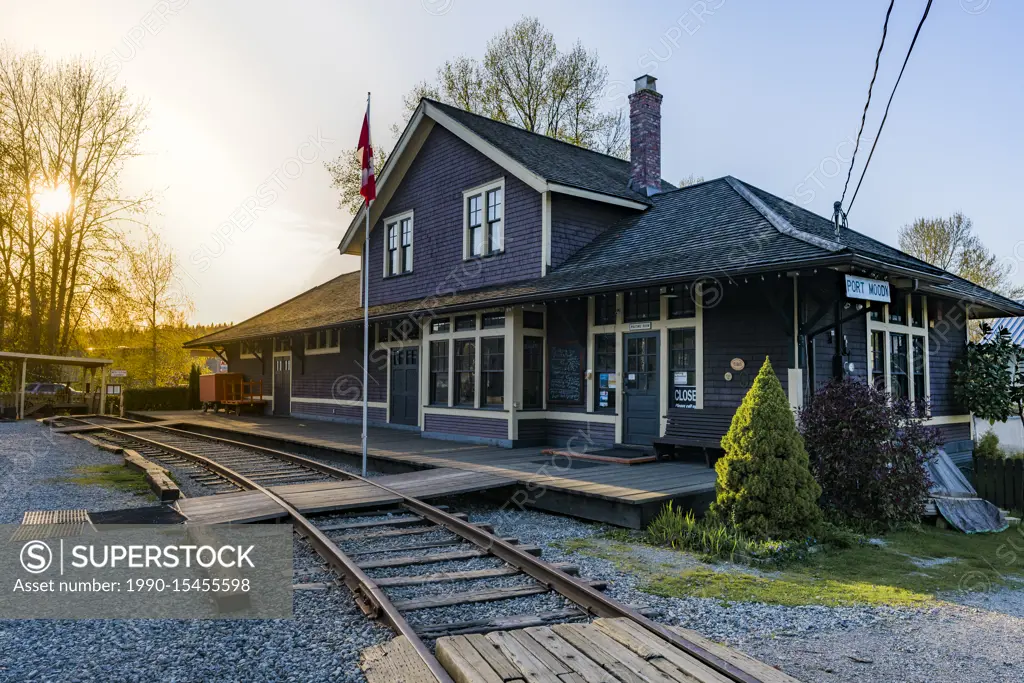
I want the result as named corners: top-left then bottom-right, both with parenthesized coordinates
top-left (327, 16), bottom-right (626, 216)
top-left (0, 45), bottom-right (149, 357)
top-left (125, 229), bottom-right (193, 387)
top-left (899, 212), bottom-right (1023, 299)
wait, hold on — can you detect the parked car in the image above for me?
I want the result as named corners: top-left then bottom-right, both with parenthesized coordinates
top-left (25, 382), bottom-right (82, 397)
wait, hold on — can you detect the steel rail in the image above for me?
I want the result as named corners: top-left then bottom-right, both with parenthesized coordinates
top-left (102, 422), bottom-right (760, 683)
top-left (98, 425), bottom-right (455, 683)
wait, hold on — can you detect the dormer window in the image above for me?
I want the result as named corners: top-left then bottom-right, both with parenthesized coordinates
top-left (464, 179), bottom-right (504, 259)
top-left (384, 211), bottom-right (413, 277)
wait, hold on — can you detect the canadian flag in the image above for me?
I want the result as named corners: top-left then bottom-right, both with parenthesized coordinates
top-left (358, 101), bottom-right (376, 205)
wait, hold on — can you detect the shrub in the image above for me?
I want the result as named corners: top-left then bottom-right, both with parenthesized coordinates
top-left (975, 431), bottom-right (1002, 460)
top-left (800, 377), bottom-right (940, 530)
top-left (123, 386), bottom-right (190, 411)
top-left (709, 357), bottom-right (822, 540)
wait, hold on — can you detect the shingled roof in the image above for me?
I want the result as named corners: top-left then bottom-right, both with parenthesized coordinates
top-left (426, 100), bottom-right (676, 204)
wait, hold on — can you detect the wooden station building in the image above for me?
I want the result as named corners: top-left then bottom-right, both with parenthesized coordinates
top-left (186, 76), bottom-right (1024, 452)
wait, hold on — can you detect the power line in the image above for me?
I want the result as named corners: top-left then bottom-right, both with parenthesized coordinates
top-left (846, 0), bottom-right (934, 215)
top-left (840, 0), bottom-right (896, 208)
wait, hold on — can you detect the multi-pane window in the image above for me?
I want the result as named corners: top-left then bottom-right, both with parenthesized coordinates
top-left (523, 336), bottom-right (544, 409)
top-left (624, 287), bottom-right (660, 322)
top-left (430, 318), bottom-right (451, 334)
top-left (868, 294), bottom-right (928, 403)
top-left (668, 285), bottom-right (696, 319)
top-left (523, 311), bottom-right (544, 330)
top-left (241, 341), bottom-right (260, 356)
top-left (481, 337), bottom-right (504, 407)
top-left (454, 339), bottom-right (476, 406)
top-left (481, 312), bottom-right (505, 329)
top-left (306, 329), bottom-right (338, 351)
top-left (594, 294), bottom-right (617, 326)
top-left (890, 333), bottom-right (909, 399)
top-left (430, 340), bottom-right (449, 405)
top-left (455, 315), bottom-right (477, 332)
top-left (913, 336), bottom-right (926, 403)
top-left (385, 213), bottom-right (413, 276)
top-left (669, 328), bottom-right (697, 409)
top-left (870, 330), bottom-right (886, 391)
top-left (275, 337), bottom-right (291, 353)
top-left (486, 188), bottom-right (503, 253)
top-left (594, 333), bottom-right (616, 411)
top-left (465, 181), bottom-right (504, 258)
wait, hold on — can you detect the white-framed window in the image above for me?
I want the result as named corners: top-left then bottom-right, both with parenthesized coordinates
top-left (425, 309), bottom-right (509, 410)
top-left (305, 329), bottom-right (340, 355)
top-left (866, 293), bottom-right (929, 404)
top-left (463, 179), bottom-right (504, 259)
top-left (383, 210), bottom-right (413, 277)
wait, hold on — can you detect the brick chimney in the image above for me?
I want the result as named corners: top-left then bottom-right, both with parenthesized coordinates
top-left (628, 75), bottom-right (663, 196)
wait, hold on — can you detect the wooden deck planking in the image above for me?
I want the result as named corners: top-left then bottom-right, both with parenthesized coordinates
top-left (135, 412), bottom-right (718, 525)
top-left (433, 618), bottom-right (802, 683)
top-left (175, 467), bottom-right (516, 524)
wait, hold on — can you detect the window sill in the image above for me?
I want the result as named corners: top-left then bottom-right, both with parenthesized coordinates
top-left (383, 271), bottom-right (413, 280)
top-left (463, 251), bottom-right (504, 262)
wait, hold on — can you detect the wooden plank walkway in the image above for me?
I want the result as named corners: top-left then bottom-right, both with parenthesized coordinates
top-left (135, 411), bottom-right (718, 528)
top-left (175, 467), bottom-right (514, 524)
top-left (430, 617), bottom-right (801, 683)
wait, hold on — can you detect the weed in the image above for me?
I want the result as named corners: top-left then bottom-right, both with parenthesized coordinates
top-left (55, 465), bottom-right (152, 497)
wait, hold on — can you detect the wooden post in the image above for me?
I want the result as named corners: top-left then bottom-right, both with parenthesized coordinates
top-left (99, 366), bottom-right (108, 415)
top-left (18, 359), bottom-right (26, 420)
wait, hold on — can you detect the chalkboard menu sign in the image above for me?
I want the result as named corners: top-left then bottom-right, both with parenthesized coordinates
top-left (548, 345), bottom-right (583, 404)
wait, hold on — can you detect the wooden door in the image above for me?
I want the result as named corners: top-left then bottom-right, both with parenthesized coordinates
top-left (273, 356), bottom-right (291, 416)
top-left (623, 332), bottom-right (659, 445)
top-left (390, 347), bottom-right (419, 426)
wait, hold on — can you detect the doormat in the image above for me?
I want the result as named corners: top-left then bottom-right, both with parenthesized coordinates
top-left (539, 447), bottom-right (657, 465)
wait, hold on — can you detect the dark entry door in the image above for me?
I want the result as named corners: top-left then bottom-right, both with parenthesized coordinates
top-left (390, 347), bottom-right (419, 426)
top-left (623, 332), bottom-right (659, 445)
top-left (273, 356), bottom-right (291, 416)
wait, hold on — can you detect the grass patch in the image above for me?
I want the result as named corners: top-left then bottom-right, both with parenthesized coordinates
top-left (646, 568), bottom-right (933, 608)
top-left (56, 465), bottom-right (153, 497)
top-left (560, 522), bottom-right (1024, 608)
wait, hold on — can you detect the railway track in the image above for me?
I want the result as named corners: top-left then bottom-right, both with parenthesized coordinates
top-left (62, 416), bottom-right (765, 683)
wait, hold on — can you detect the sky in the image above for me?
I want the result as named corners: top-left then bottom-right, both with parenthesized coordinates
top-left (3, 0), bottom-right (1022, 325)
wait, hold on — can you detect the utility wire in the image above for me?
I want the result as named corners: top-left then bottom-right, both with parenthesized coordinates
top-left (847, 0), bottom-right (934, 215)
top-left (840, 0), bottom-right (896, 207)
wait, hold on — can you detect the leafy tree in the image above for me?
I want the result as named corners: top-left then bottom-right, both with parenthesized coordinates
top-left (898, 213), bottom-right (1023, 299)
top-left (710, 357), bottom-right (823, 539)
top-left (800, 378), bottom-right (939, 530)
top-left (954, 322), bottom-right (1024, 424)
top-left (326, 16), bottom-right (626, 215)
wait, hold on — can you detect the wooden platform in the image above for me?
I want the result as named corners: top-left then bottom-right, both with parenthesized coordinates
top-left (360, 618), bottom-right (800, 683)
top-left (175, 467), bottom-right (514, 524)
top-left (132, 411), bottom-right (718, 528)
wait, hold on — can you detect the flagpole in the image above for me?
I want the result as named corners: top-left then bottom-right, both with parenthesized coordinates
top-left (362, 91), bottom-right (371, 478)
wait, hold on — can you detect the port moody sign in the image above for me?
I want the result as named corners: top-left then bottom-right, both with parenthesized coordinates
top-left (844, 275), bottom-right (891, 303)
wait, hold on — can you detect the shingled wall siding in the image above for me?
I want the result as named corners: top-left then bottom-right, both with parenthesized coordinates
top-left (549, 195), bottom-right (632, 270)
top-left (516, 417), bottom-right (615, 448)
top-left (811, 306), bottom-right (869, 391)
top-left (928, 297), bottom-right (967, 417)
top-left (367, 127), bottom-right (542, 307)
top-left (701, 282), bottom-right (793, 411)
top-left (423, 413), bottom-right (508, 443)
top-left (290, 328), bottom-right (387, 404)
top-left (227, 343), bottom-right (271, 394)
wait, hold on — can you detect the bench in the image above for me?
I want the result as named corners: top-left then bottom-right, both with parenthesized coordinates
top-left (652, 406), bottom-right (736, 466)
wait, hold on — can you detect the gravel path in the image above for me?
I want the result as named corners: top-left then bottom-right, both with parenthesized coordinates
top-left (0, 422), bottom-right (389, 682)
top-left (468, 504), bottom-right (1024, 683)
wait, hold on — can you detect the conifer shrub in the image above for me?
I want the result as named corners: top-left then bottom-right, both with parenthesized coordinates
top-left (799, 377), bottom-right (939, 530)
top-left (709, 357), bottom-right (822, 539)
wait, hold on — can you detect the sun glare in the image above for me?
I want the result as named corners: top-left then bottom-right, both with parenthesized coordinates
top-left (34, 183), bottom-right (72, 217)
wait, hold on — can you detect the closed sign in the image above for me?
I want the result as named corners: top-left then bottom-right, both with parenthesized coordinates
top-left (844, 275), bottom-right (890, 303)
top-left (673, 386), bottom-right (697, 409)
